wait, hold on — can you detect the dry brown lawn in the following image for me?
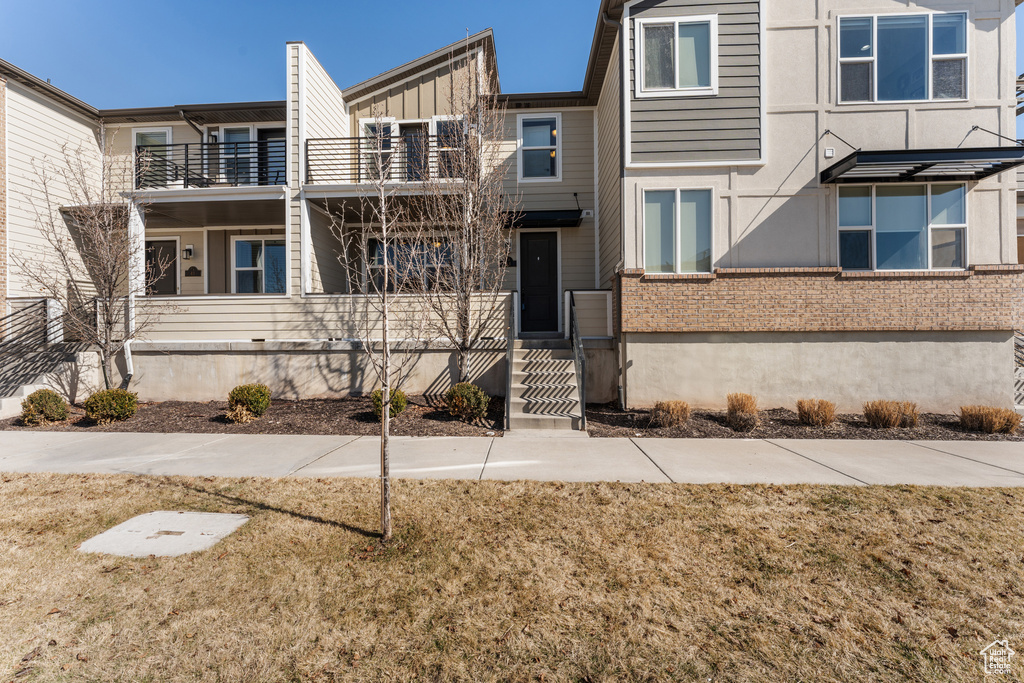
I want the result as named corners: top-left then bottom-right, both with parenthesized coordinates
top-left (1, 474), bottom-right (1023, 682)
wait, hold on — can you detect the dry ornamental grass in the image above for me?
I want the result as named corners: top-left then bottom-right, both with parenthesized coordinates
top-left (796, 399), bottom-right (837, 428)
top-left (864, 400), bottom-right (920, 429)
top-left (651, 400), bottom-right (691, 428)
top-left (959, 406), bottom-right (1022, 435)
top-left (727, 393), bottom-right (759, 432)
top-left (4, 474), bottom-right (1021, 681)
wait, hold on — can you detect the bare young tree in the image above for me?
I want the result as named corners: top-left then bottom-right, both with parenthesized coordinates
top-left (14, 133), bottom-right (169, 390)
top-left (412, 53), bottom-right (517, 383)
top-left (326, 113), bottom-right (432, 542)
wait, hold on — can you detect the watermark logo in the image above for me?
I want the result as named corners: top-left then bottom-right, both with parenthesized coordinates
top-left (981, 639), bottom-right (1015, 675)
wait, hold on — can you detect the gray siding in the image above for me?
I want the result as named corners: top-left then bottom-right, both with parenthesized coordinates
top-left (628, 0), bottom-right (761, 164)
top-left (597, 33), bottom-right (622, 289)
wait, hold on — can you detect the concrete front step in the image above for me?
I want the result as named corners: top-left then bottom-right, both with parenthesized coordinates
top-left (510, 383), bottom-right (579, 400)
top-left (512, 358), bottom-right (575, 374)
top-left (514, 348), bottom-right (574, 361)
top-left (510, 396), bottom-right (581, 416)
top-left (508, 414), bottom-right (582, 430)
top-left (513, 339), bottom-right (571, 350)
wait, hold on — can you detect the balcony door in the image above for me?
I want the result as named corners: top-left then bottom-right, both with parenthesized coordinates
top-left (222, 127), bottom-right (252, 185)
top-left (400, 122), bottom-right (429, 181)
top-left (134, 128), bottom-right (170, 188)
top-left (257, 128), bottom-right (286, 186)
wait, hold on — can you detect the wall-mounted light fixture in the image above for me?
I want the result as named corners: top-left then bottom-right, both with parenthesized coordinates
top-left (182, 245), bottom-right (194, 260)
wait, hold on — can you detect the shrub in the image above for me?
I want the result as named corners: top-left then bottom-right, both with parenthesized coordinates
top-left (863, 400), bottom-right (919, 429)
top-left (796, 399), bottom-right (837, 428)
top-left (371, 388), bottom-right (408, 421)
top-left (20, 389), bottom-right (69, 425)
top-left (726, 392), bottom-right (759, 432)
top-left (445, 382), bottom-right (490, 421)
top-left (84, 388), bottom-right (138, 425)
top-left (958, 405), bottom-right (1022, 435)
top-left (227, 383), bottom-right (272, 424)
top-left (651, 400), bottom-right (690, 428)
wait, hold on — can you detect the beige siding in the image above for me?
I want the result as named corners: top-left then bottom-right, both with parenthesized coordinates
top-left (139, 293), bottom-right (509, 342)
top-left (348, 58), bottom-right (473, 126)
top-left (597, 32), bottom-right (622, 289)
top-left (571, 290), bottom-right (612, 338)
top-left (308, 203), bottom-right (347, 294)
top-left (501, 108), bottom-right (597, 294)
top-left (5, 82), bottom-right (100, 298)
top-left (288, 43), bottom-right (301, 187)
top-left (301, 46), bottom-right (348, 143)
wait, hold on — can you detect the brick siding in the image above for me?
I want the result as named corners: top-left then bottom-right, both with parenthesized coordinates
top-left (620, 265), bottom-right (1024, 333)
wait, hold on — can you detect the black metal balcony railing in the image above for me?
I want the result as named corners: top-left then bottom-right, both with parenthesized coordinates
top-left (135, 140), bottom-right (287, 189)
top-left (306, 135), bottom-right (465, 185)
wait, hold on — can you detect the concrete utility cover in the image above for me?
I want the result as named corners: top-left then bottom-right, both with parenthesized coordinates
top-left (78, 511), bottom-right (249, 558)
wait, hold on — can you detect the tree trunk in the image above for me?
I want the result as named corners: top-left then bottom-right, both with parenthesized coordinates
top-left (100, 351), bottom-right (112, 390)
top-left (380, 222), bottom-right (393, 543)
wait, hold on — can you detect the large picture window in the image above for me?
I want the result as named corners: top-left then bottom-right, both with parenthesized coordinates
top-left (839, 12), bottom-right (967, 102)
top-left (636, 15), bottom-right (718, 97)
top-left (838, 184), bottom-right (966, 270)
top-left (232, 237), bottom-right (287, 294)
top-left (643, 189), bottom-right (712, 273)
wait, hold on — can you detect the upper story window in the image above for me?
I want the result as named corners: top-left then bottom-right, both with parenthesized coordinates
top-left (643, 188), bottom-right (713, 274)
top-left (518, 113), bottom-right (561, 182)
top-left (636, 15), bottom-right (718, 98)
top-left (838, 184), bottom-right (966, 271)
top-left (839, 12), bottom-right (968, 103)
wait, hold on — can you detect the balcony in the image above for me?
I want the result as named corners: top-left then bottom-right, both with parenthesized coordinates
top-left (305, 135), bottom-right (464, 185)
top-left (135, 140), bottom-right (287, 189)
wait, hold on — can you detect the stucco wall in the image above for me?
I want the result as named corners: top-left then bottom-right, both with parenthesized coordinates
top-left (623, 330), bottom-right (1016, 412)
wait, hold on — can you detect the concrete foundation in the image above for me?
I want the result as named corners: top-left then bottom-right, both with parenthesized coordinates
top-left (623, 330), bottom-right (1016, 413)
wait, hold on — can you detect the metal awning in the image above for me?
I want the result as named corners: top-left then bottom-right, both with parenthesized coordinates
top-left (820, 146), bottom-right (1024, 184)
top-left (505, 210), bottom-right (583, 229)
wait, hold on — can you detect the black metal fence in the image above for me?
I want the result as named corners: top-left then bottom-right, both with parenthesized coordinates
top-left (135, 140), bottom-right (287, 189)
top-left (306, 135), bottom-right (464, 185)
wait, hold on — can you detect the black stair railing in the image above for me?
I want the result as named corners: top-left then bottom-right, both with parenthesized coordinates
top-left (568, 291), bottom-right (586, 431)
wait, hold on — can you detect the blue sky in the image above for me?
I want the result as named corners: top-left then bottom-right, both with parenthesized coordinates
top-left (1, 1), bottom-right (1021, 109)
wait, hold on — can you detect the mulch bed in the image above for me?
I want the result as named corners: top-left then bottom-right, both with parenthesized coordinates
top-left (585, 403), bottom-right (1024, 441)
top-left (0, 396), bottom-right (505, 437)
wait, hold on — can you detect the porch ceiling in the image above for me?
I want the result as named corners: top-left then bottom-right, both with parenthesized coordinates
top-left (144, 199), bottom-right (286, 229)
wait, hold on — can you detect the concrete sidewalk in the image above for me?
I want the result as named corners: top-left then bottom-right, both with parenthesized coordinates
top-left (2, 431), bottom-right (1022, 485)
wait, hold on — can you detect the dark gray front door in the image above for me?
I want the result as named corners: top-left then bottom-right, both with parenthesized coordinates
top-left (145, 240), bottom-right (177, 296)
top-left (520, 231), bottom-right (558, 333)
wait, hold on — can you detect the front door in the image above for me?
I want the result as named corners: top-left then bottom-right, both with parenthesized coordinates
top-left (145, 240), bottom-right (178, 296)
top-left (519, 231), bottom-right (558, 333)
top-left (257, 127), bottom-right (286, 186)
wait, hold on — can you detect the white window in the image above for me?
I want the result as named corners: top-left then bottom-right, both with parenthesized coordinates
top-left (517, 113), bottom-right (561, 182)
top-left (431, 116), bottom-right (467, 179)
top-left (635, 15), bottom-right (718, 98)
top-left (133, 127), bottom-right (172, 188)
top-left (837, 184), bottom-right (966, 270)
top-left (839, 12), bottom-right (968, 103)
top-left (231, 237), bottom-right (287, 294)
top-left (643, 188), bottom-right (713, 273)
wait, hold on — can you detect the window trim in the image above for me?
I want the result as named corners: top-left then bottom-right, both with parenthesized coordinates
top-left (641, 186), bottom-right (715, 274)
top-left (836, 183), bottom-right (969, 272)
top-left (837, 11), bottom-right (970, 104)
top-left (634, 14), bottom-right (719, 99)
top-left (229, 235), bottom-right (288, 295)
top-left (517, 112), bottom-right (562, 183)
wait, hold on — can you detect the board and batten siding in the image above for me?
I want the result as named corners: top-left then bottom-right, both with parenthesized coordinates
top-left (501, 108), bottom-right (597, 293)
top-left (347, 58), bottom-right (471, 126)
top-left (597, 32), bottom-right (623, 289)
top-left (628, 0), bottom-right (761, 164)
top-left (5, 81), bottom-right (101, 298)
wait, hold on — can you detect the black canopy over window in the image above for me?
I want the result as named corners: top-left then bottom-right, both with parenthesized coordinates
top-left (820, 147), bottom-right (1024, 185)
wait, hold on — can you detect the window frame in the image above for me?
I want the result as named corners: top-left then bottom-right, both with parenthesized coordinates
top-left (517, 112), bottom-right (562, 183)
top-left (634, 14), bottom-right (719, 99)
top-left (430, 114), bottom-right (468, 180)
top-left (836, 183), bottom-right (968, 272)
top-left (229, 235), bottom-right (288, 295)
top-left (641, 187), bottom-right (715, 274)
top-left (837, 11), bottom-right (970, 104)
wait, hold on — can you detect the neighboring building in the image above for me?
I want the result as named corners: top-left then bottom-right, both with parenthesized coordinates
top-left (2, 0), bottom-right (1022, 426)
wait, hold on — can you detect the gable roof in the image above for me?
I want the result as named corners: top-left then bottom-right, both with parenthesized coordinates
top-left (342, 29), bottom-right (498, 103)
top-left (0, 57), bottom-right (98, 120)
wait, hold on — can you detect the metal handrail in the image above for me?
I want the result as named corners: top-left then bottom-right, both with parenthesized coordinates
top-left (568, 291), bottom-right (586, 431)
top-left (306, 134), bottom-right (466, 185)
top-left (1015, 331), bottom-right (1024, 368)
top-left (505, 291), bottom-right (518, 431)
top-left (135, 139), bottom-right (287, 189)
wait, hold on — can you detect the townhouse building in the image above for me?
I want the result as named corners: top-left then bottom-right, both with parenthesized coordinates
top-left (2, 0), bottom-right (1022, 427)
